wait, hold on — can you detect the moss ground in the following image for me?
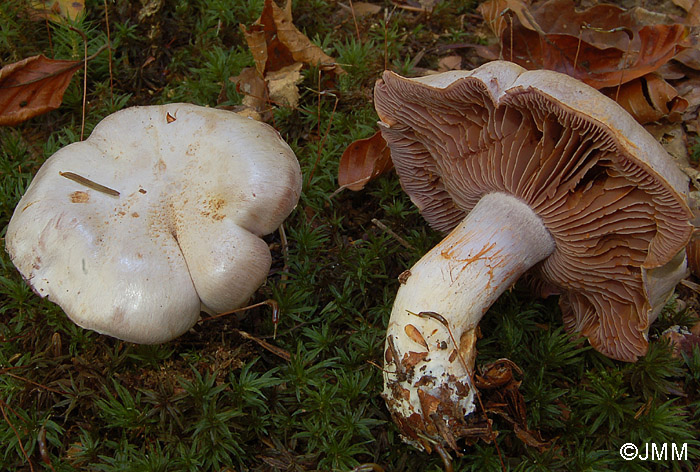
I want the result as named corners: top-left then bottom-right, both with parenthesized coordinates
top-left (1, 1), bottom-right (699, 470)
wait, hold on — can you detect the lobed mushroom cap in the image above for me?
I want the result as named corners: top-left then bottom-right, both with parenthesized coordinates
top-left (374, 61), bottom-right (692, 361)
top-left (6, 104), bottom-right (302, 344)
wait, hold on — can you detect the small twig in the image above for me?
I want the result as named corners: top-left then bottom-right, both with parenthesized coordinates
top-left (616, 39), bottom-right (632, 102)
top-left (103, 0), bottom-right (114, 99)
top-left (235, 329), bottom-right (291, 362)
top-left (4, 372), bottom-right (68, 396)
top-left (278, 223), bottom-right (290, 291)
top-left (68, 26), bottom-right (89, 140)
top-left (200, 299), bottom-right (280, 339)
top-left (382, 7), bottom-right (396, 71)
top-left (0, 399), bottom-right (35, 472)
top-left (305, 74), bottom-right (339, 189)
top-left (45, 18), bottom-right (53, 57)
top-left (348, 0), bottom-right (361, 42)
top-left (200, 299), bottom-right (278, 322)
top-left (509, 13), bottom-right (513, 63)
top-left (371, 218), bottom-right (414, 250)
top-left (351, 464), bottom-right (385, 472)
top-left (573, 26), bottom-right (583, 74)
top-left (389, 1), bottom-right (428, 13)
top-left (681, 279), bottom-right (700, 294)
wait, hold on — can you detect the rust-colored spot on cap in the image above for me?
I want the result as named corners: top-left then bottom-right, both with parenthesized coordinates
top-left (69, 191), bottom-right (90, 203)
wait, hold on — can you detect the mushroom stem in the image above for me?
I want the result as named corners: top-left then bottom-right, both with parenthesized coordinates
top-left (383, 192), bottom-right (555, 450)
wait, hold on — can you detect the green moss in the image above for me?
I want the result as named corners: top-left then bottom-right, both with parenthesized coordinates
top-left (1, 1), bottom-right (699, 470)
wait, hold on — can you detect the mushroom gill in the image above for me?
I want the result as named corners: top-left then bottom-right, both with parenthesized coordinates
top-left (375, 69), bottom-right (692, 362)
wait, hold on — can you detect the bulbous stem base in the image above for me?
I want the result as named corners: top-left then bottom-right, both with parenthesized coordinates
top-left (383, 192), bottom-right (556, 452)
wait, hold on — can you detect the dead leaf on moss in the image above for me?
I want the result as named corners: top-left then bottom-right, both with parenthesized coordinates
top-left (241, 0), bottom-right (344, 76)
top-left (661, 326), bottom-right (700, 358)
top-left (29, 0), bottom-right (84, 22)
top-left (514, 424), bottom-right (550, 450)
top-left (0, 55), bottom-right (84, 126)
top-left (230, 67), bottom-right (269, 121)
top-left (266, 62), bottom-right (303, 108)
top-left (338, 130), bottom-right (393, 191)
top-left (438, 55), bottom-right (462, 71)
top-left (471, 358), bottom-right (551, 450)
top-left (348, 2), bottom-right (382, 18)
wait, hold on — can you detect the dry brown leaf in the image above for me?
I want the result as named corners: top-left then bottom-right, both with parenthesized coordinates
top-left (266, 62), bottom-right (303, 108)
top-left (478, 0), bottom-right (689, 89)
top-left (0, 55), bottom-right (84, 126)
top-left (661, 326), bottom-right (700, 358)
top-left (676, 73), bottom-right (700, 120)
top-left (230, 67), bottom-right (269, 121)
top-left (29, 0), bottom-right (85, 22)
top-left (605, 74), bottom-right (688, 124)
top-left (673, 0), bottom-right (694, 11)
top-left (338, 130), bottom-right (393, 191)
top-left (673, 0), bottom-right (700, 25)
top-left (479, 0), bottom-right (537, 40)
top-left (437, 55), bottom-right (462, 71)
top-left (692, 320), bottom-right (700, 336)
top-left (645, 122), bottom-right (691, 170)
top-left (348, 2), bottom-right (382, 17)
top-left (514, 424), bottom-right (550, 451)
top-left (241, 0), bottom-right (344, 76)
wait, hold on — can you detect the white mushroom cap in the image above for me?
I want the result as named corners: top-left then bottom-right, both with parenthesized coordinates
top-left (6, 104), bottom-right (302, 344)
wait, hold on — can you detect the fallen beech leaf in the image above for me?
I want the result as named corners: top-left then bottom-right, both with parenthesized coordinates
top-left (478, 0), bottom-right (689, 89)
top-left (29, 0), bottom-right (85, 22)
top-left (338, 130), bottom-right (393, 191)
top-left (605, 73), bottom-right (688, 124)
top-left (241, 0), bottom-right (344, 76)
top-left (0, 55), bottom-right (83, 126)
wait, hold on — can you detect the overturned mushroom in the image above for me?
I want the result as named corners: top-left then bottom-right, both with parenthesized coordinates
top-left (373, 61), bottom-right (692, 452)
top-left (6, 104), bottom-right (301, 344)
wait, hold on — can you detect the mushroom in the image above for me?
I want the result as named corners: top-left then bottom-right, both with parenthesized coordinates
top-left (6, 104), bottom-right (301, 344)
top-left (373, 61), bottom-right (692, 452)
